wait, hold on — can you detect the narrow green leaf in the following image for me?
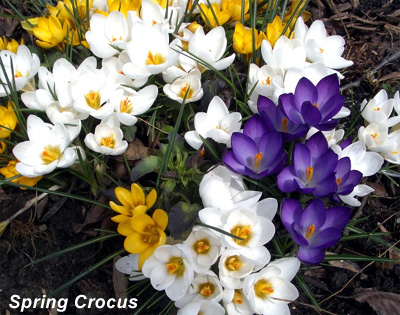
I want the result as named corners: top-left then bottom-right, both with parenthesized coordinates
top-left (346, 226), bottom-right (400, 252)
top-left (199, 135), bottom-right (221, 162)
top-left (324, 254), bottom-right (398, 263)
top-left (46, 249), bottom-right (125, 298)
top-left (25, 234), bottom-right (119, 267)
top-left (341, 232), bottom-right (391, 241)
top-left (194, 222), bottom-right (244, 240)
top-left (295, 274), bottom-right (322, 311)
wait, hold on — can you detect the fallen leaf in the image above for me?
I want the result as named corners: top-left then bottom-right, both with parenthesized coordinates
top-left (328, 260), bottom-right (362, 273)
top-left (74, 196), bottom-right (111, 234)
top-left (354, 289), bottom-right (400, 315)
top-left (123, 139), bottom-right (155, 161)
top-left (113, 256), bottom-right (128, 304)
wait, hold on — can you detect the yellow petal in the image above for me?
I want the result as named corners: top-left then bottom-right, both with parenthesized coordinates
top-left (117, 218), bottom-right (134, 236)
top-left (131, 183), bottom-right (145, 206)
top-left (138, 246), bottom-right (155, 270)
top-left (115, 187), bottom-right (134, 209)
top-left (109, 201), bottom-right (130, 215)
top-left (145, 189), bottom-right (157, 209)
top-left (131, 214), bottom-right (154, 233)
top-left (153, 209), bottom-right (168, 231)
top-left (111, 214), bottom-right (128, 223)
top-left (124, 232), bottom-right (149, 254)
top-left (155, 229), bottom-right (167, 248)
top-left (131, 205), bottom-right (148, 216)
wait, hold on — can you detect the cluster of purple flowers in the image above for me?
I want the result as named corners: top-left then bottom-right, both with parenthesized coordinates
top-left (222, 74), bottom-right (356, 265)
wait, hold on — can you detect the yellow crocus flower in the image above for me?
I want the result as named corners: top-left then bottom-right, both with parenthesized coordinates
top-left (33, 16), bottom-right (68, 50)
top-left (199, 3), bottom-right (232, 28)
top-left (110, 183), bottom-right (157, 223)
top-left (0, 102), bottom-right (18, 139)
top-left (233, 22), bottom-right (265, 62)
top-left (0, 37), bottom-right (24, 54)
top-left (266, 15), bottom-right (292, 48)
top-left (96, 0), bottom-right (141, 17)
top-left (0, 160), bottom-right (43, 190)
top-left (221, 0), bottom-right (249, 24)
top-left (283, 0), bottom-right (311, 28)
top-left (118, 209), bottom-right (168, 269)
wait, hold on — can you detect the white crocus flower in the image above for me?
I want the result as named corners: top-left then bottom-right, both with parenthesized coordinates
top-left (13, 115), bottom-right (77, 177)
top-left (294, 17), bottom-right (353, 70)
top-left (123, 22), bottom-right (181, 81)
top-left (183, 228), bottom-right (223, 273)
top-left (46, 102), bottom-right (86, 141)
top-left (181, 26), bottom-right (235, 72)
top-left (247, 63), bottom-right (284, 112)
top-left (199, 165), bottom-right (262, 213)
top-left (115, 254), bottom-right (147, 281)
top-left (0, 45), bottom-right (40, 96)
top-left (142, 244), bottom-right (194, 301)
top-left (243, 257), bottom-right (300, 315)
top-left (307, 127), bottom-right (344, 147)
top-left (184, 96), bottom-right (242, 150)
top-left (223, 288), bottom-right (252, 315)
top-left (380, 130), bottom-right (400, 164)
top-left (261, 37), bottom-right (306, 71)
top-left (110, 85), bottom-right (158, 126)
top-left (177, 301), bottom-right (225, 315)
top-left (71, 67), bottom-right (115, 119)
top-left (85, 11), bottom-right (130, 58)
top-left (358, 122), bottom-right (388, 152)
top-left (175, 271), bottom-right (223, 308)
top-left (219, 249), bottom-right (259, 289)
top-left (163, 68), bottom-right (203, 103)
top-left (140, 0), bottom-right (184, 32)
top-left (84, 115), bottom-right (128, 155)
top-left (199, 207), bottom-right (275, 266)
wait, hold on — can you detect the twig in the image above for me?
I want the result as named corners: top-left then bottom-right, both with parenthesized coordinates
top-left (319, 239), bottom-right (400, 305)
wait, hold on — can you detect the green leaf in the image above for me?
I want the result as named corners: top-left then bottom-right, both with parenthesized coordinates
top-left (130, 155), bottom-right (162, 182)
top-left (168, 202), bottom-right (201, 240)
top-left (324, 254), bottom-right (398, 263)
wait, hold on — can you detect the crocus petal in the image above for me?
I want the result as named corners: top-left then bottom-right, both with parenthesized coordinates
top-left (297, 246), bottom-right (325, 265)
top-left (131, 214), bottom-right (155, 233)
top-left (153, 209), bottom-right (168, 231)
top-left (124, 232), bottom-right (150, 253)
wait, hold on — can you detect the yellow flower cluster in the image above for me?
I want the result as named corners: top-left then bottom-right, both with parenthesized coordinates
top-left (200, 0), bottom-right (250, 28)
top-left (0, 37), bottom-right (24, 54)
top-left (110, 183), bottom-right (168, 269)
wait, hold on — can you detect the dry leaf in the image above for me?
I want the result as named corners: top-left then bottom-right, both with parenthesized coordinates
top-left (122, 139), bottom-right (155, 161)
top-left (113, 256), bottom-right (128, 304)
top-left (354, 289), bottom-right (400, 315)
top-left (328, 260), bottom-right (361, 273)
top-left (74, 196), bottom-right (110, 234)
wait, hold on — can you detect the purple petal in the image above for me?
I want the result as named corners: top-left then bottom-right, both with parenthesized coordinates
top-left (316, 74), bottom-right (340, 105)
top-left (337, 170), bottom-right (362, 195)
top-left (312, 150), bottom-right (338, 182)
top-left (306, 131), bottom-right (329, 161)
top-left (300, 199), bottom-right (326, 231)
top-left (280, 93), bottom-right (305, 124)
top-left (257, 95), bottom-right (276, 113)
top-left (223, 151), bottom-right (248, 176)
top-left (231, 133), bottom-right (258, 168)
top-left (293, 178), bottom-right (315, 194)
top-left (297, 247), bottom-right (325, 265)
top-left (311, 227), bottom-right (342, 249)
top-left (280, 198), bottom-right (303, 229)
top-left (242, 114), bottom-right (267, 143)
top-left (295, 77), bottom-right (318, 106)
top-left (335, 157), bottom-right (351, 179)
top-left (323, 206), bottom-right (352, 231)
top-left (292, 143), bottom-right (311, 175)
top-left (312, 174), bottom-right (338, 197)
top-left (340, 137), bottom-right (352, 150)
top-left (313, 119), bottom-right (339, 131)
top-left (257, 132), bottom-right (283, 169)
top-left (277, 166), bottom-right (297, 193)
top-left (291, 223), bottom-right (309, 246)
top-left (319, 95), bottom-right (345, 120)
top-left (301, 101), bottom-right (322, 126)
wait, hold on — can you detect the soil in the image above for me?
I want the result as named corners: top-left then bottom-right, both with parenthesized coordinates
top-left (1, 0), bottom-right (400, 314)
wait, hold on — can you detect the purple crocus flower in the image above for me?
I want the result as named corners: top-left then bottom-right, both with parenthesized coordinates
top-left (223, 114), bottom-right (286, 179)
top-left (281, 198), bottom-right (351, 265)
top-left (257, 95), bottom-right (309, 142)
top-left (277, 131), bottom-right (338, 197)
top-left (279, 74), bottom-right (345, 131)
top-left (332, 157), bottom-right (362, 202)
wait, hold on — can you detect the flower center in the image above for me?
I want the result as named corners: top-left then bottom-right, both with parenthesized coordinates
top-left (371, 133), bottom-right (378, 142)
top-left (231, 224), bottom-right (251, 246)
top-left (199, 282), bottom-right (215, 297)
top-left (120, 97), bottom-right (133, 113)
top-left (14, 70), bottom-right (23, 78)
top-left (42, 146), bottom-right (61, 164)
top-left (313, 102), bottom-right (319, 108)
top-left (336, 177), bottom-right (342, 185)
top-left (145, 51), bottom-right (166, 65)
top-left (100, 134), bottom-right (115, 148)
top-left (84, 90), bottom-right (101, 110)
top-left (165, 257), bottom-right (185, 277)
top-left (225, 255), bottom-right (243, 271)
top-left (306, 166), bottom-right (314, 182)
top-left (281, 117), bottom-right (288, 132)
top-left (261, 76), bottom-right (271, 85)
top-left (254, 152), bottom-right (262, 169)
top-left (194, 239), bottom-right (210, 254)
top-left (254, 279), bottom-right (274, 298)
top-left (142, 224), bottom-right (160, 245)
top-left (178, 84), bottom-right (193, 100)
top-left (305, 224), bottom-right (315, 239)
top-left (373, 107), bottom-right (381, 111)
top-left (233, 290), bottom-right (244, 305)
